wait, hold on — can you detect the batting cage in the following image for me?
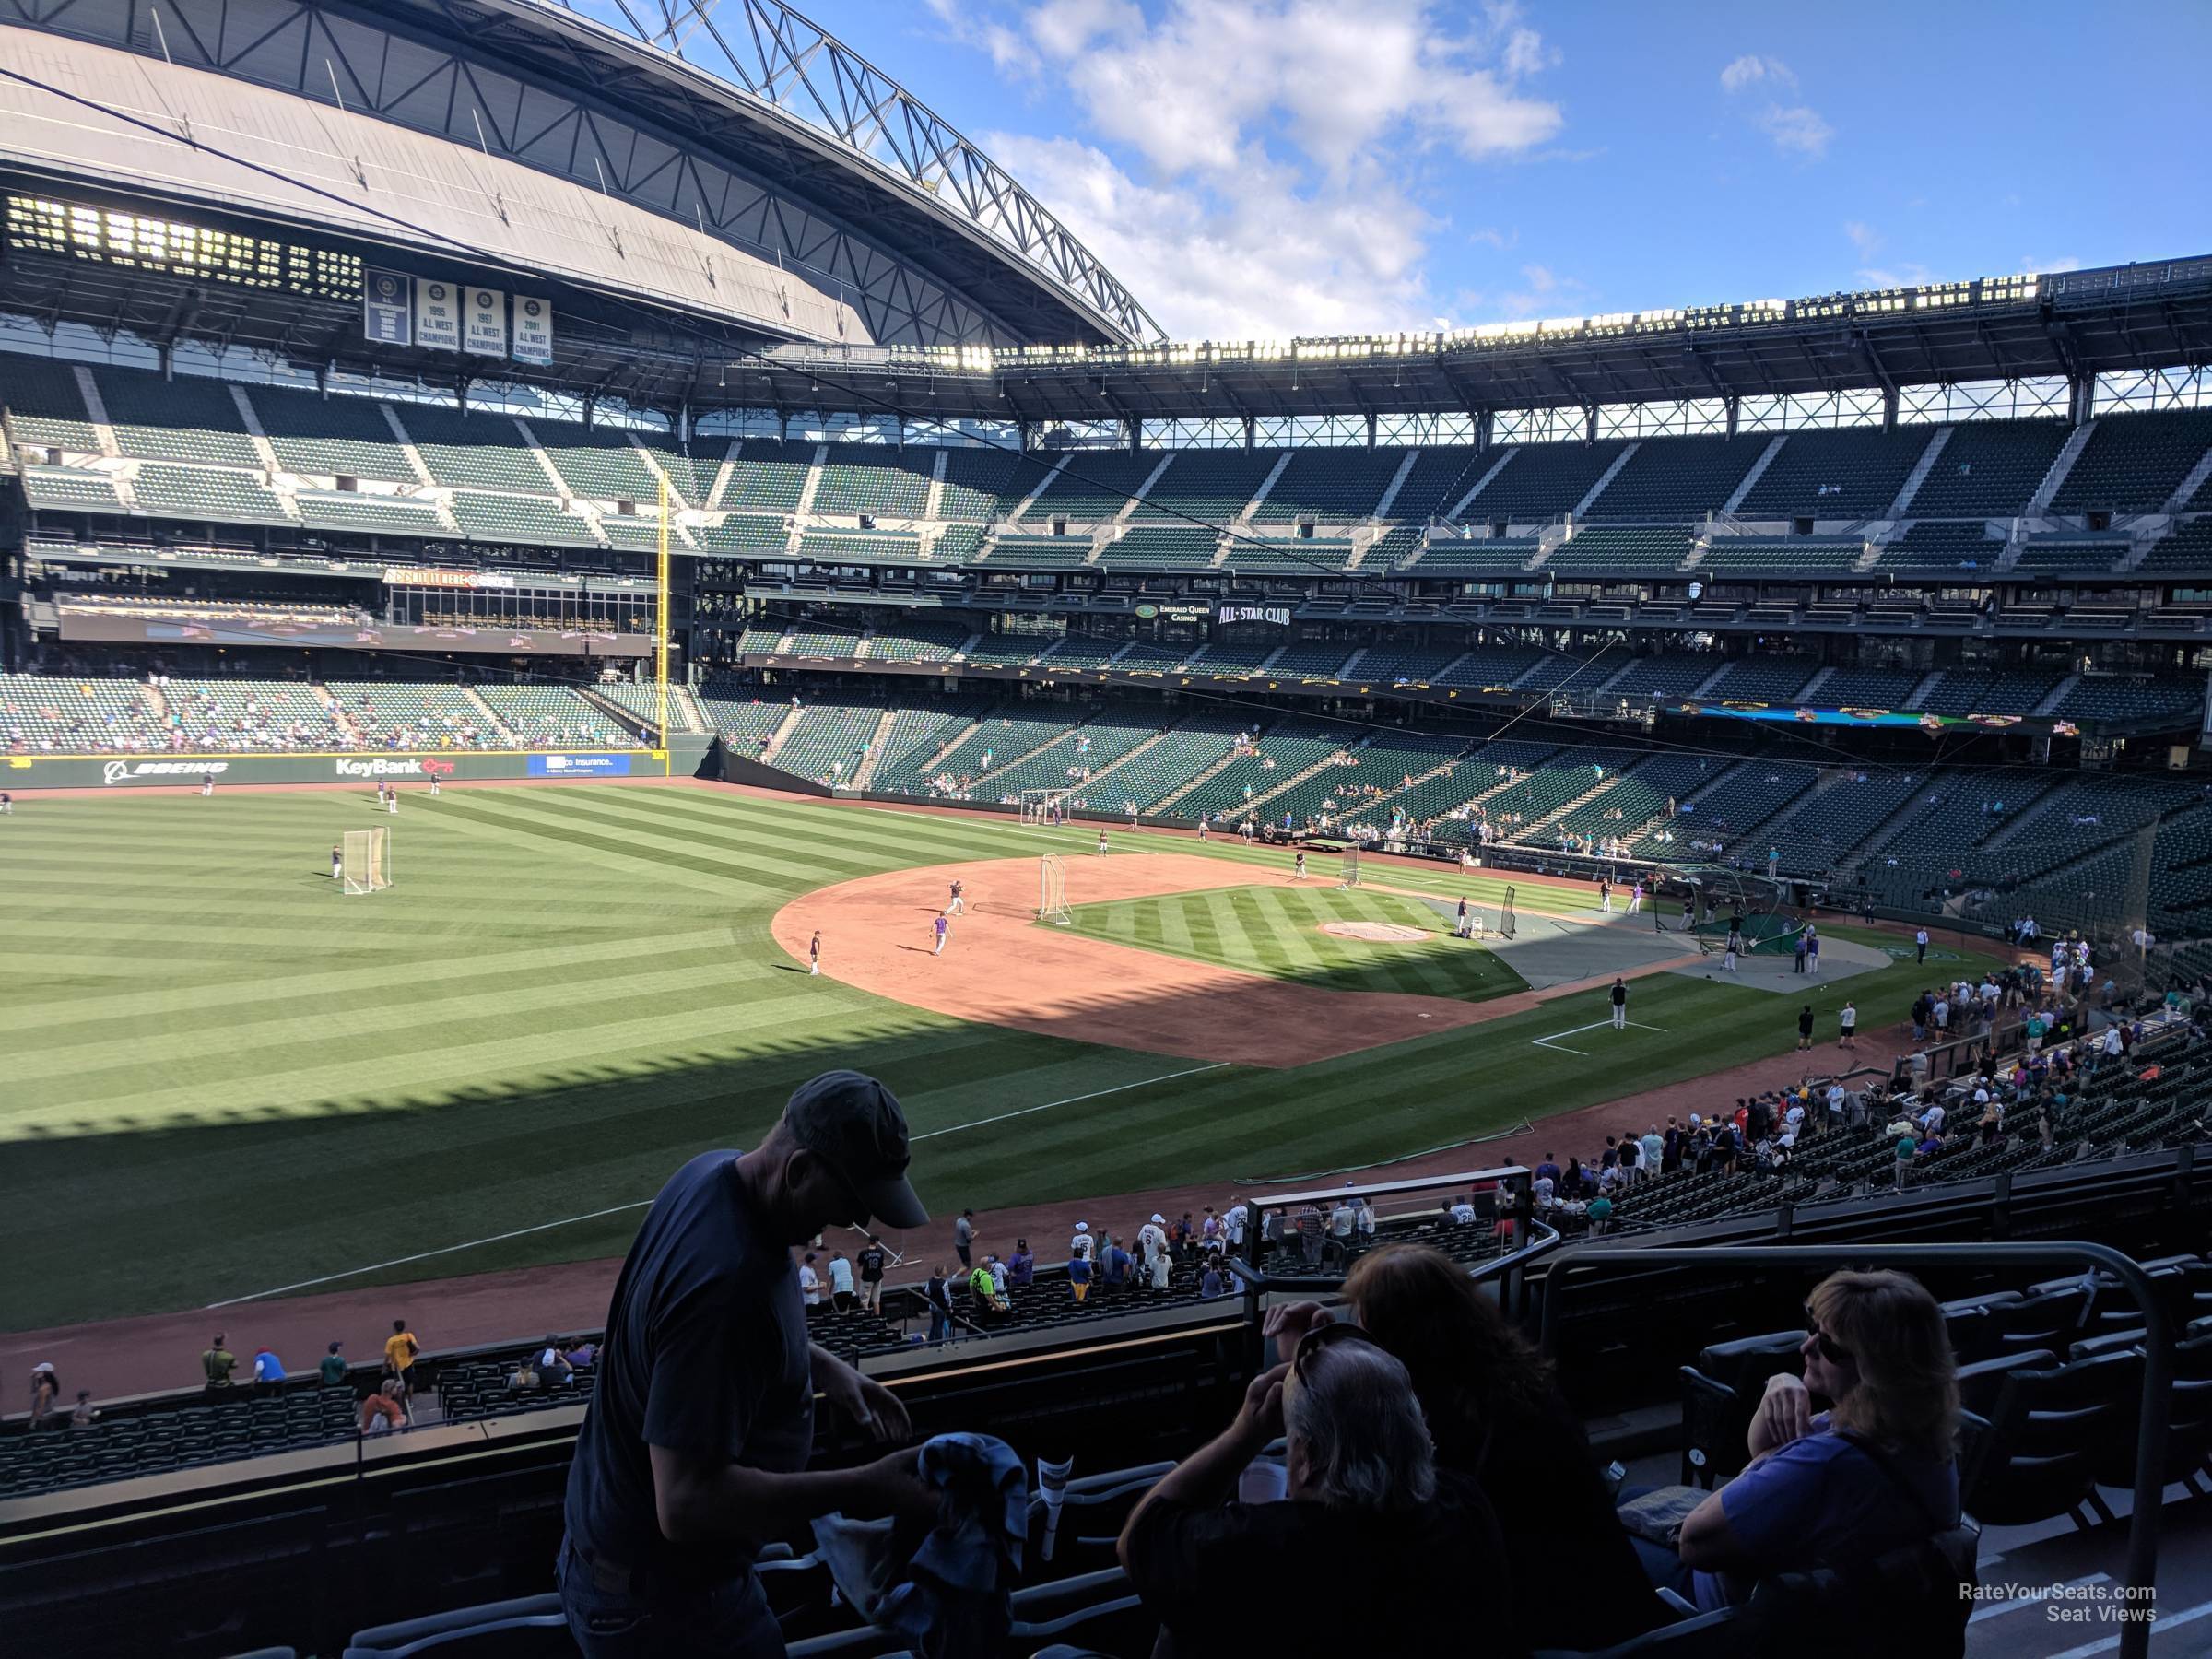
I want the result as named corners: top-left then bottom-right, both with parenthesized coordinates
top-left (1647, 865), bottom-right (1800, 954)
top-left (1337, 845), bottom-right (1362, 889)
top-left (1037, 854), bottom-right (1071, 925)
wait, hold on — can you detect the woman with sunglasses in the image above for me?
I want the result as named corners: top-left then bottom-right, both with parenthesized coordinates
top-left (1270, 1244), bottom-right (1660, 1654)
top-left (1117, 1320), bottom-right (1508, 1652)
top-left (1664, 1268), bottom-right (1959, 1609)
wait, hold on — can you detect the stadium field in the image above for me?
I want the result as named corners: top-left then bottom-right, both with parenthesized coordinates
top-left (1, 783), bottom-right (2000, 1331)
top-left (1063, 885), bottom-right (1530, 1000)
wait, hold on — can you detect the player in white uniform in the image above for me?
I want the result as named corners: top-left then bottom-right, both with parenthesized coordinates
top-left (1096, 829), bottom-right (1109, 857)
top-left (1293, 852), bottom-right (1307, 881)
top-left (331, 844), bottom-right (343, 880)
top-left (947, 878), bottom-right (966, 916)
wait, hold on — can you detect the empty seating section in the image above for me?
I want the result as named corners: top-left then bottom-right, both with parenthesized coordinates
top-left (1583, 435), bottom-right (1763, 518)
top-left (396, 406), bottom-right (548, 491)
top-left (293, 491), bottom-right (445, 534)
top-left (1349, 736), bottom-right (1496, 824)
top-left (1253, 448), bottom-right (1405, 520)
top-left (1547, 526), bottom-right (1692, 571)
top-left (1813, 665), bottom-right (1927, 707)
top-left (982, 712), bottom-right (1162, 801)
top-left (2013, 535), bottom-right (2130, 574)
top-left (697, 683), bottom-right (785, 747)
top-left (253, 388), bottom-right (410, 479)
top-left (1914, 668), bottom-right (2065, 716)
top-left (1696, 536), bottom-right (1865, 575)
top-left (129, 464), bottom-right (289, 523)
top-left (1549, 751), bottom-right (1712, 841)
top-left (1100, 526), bottom-right (1218, 569)
top-left (594, 514), bottom-right (673, 553)
top-left (1266, 641), bottom-right (1356, 677)
top-left (1478, 750), bottom-right (1627, 831)
top-left (1024, 451), bottom-right (1157, 521)
top-left (449, 491), bottom-right (599, 547)
top-left (961, 630), bottom-right (1060, 668)
top-left (2137, 518), bottom-right (2212, 573)
top-left (1876, 521), bottom-right (2008, 570)
top-left (474, 685), bottom-right (641, 747)
top-left (764, 702), bottom-right (882, 782)
top-left (166, 679), bottom-right (347, 748)
top-left (783, 628), bottom-right (864, 659)
top-left (1246, 732), bottom-right (1458, 828)
top-left (1697, 656), bottom-right (1820, 701)
top-left (813, 444), bottom-right (932, 517)
top-left (641, 442), bottom-right (719, 509)
top-left (1, 672), bottom-right (164, 750)
top-left (100, 371), bottom-right (259, 465)
top-left (1189, 640), bottom-right (1277, 673)
top-left (935, 448), bottom-right (1038, 519)
top-left (695, 514), bottom-right (792, 555)
top-left (1993, 776), bottom-right (2197, 881)
top-left (1905, 420), bottom-right (2071, 515)
top-left (1173, 718), bottom-right (1343, 820)
top-left (2052, 410), bottom-right (2212, 512)
top-left (328, 681), bottom-right (496, 747)
top-left (721, 441), bottom-right (813, 512)
top-left (1221, 536), bottom-right (1353, 573)
top-left (1858, 775), bottom-right (2056, 876)
top-left (1109, 712), bottom-right (1244, 808)
top-left (926, 708), bottom-right (1078, 783)
top-left (736, 622), bottom-right (789, 654)
top-left (869, 700), bottom-right (987, 791)
top-left (21, 468), bottom-right (123, 510)
top-left (983, 533), bottom-right (1093, 567)
top-left (1129, 450), bottom-right (1275, 522)
top-left (1763, 771), bottom-right (1925, 871)
top-left (868, 620), bottom-right (974, 662)
top-left (2051, 677), bottom-right (2203, 724)
top-left (1035, 636), bottom-right (1126, 669)
top-left (534, 426), bottom-right (661, 501)
top-left (931, 525), bottom-right (985, 563)
top-left (1460, 441), bottom-right (1627, 521)
top-left (1434, 645), bottom-right (1551, 687)
top-left (1361, 527), bottom-right (1425, 572)
top-left (1672, 761), bottom-right (1813, 847)
top-left (1406, 535), bottom-right (1537, 573)
top-left (0, 1384), bottom-right (359, 1497)
top-left (1351, 644), bottom-right (1461, 683)
top-left (1737, 426), bottom-right (1932, 519)
top-left (1385, 447), bottom-right (1488, 522)
top-left (0, 356), bottom-right (99, 450)
top-left (798, 531), bottom-right (926, 564)
top-left (1603, 653), bottom-right (1721, 698)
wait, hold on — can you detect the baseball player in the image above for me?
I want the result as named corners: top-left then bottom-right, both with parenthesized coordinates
top-left (1599, 877), bottom-right (1613, 913)
top-left (200, 771), bottom-right (214, 797)
top-left (331, 844), bottom-right (343, 881)
top-left (1455, 896), bottom-right (1472, 939)
top-left (1293, 852), bottom-right (1307, 881)
top-left (947, 877), bottom-right (966, 915)
top-left (808, 930), bottom-right (822, 977)
top-left (1628, 879), bottom-right (1643, 915)
top-left (933, 912), bottom-right (950, 956)
top-left (1609, 977), bottom-right (1628, 1030)
top-left (429, 775), bottom-right (441, 798)
top-left (1096, 829), bottom-right (1109, 857)
top-left (0, 792), bottom-right (11, 815)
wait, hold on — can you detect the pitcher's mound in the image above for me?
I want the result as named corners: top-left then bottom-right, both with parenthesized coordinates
top-left (1320, 920), bottom-right (1430, 943)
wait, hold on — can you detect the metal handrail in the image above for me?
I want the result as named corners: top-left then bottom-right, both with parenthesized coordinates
top-left (1535, 1240), bottom-right (2173, 1659)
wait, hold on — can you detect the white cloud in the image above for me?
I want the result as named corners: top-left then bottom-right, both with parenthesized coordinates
top-left (1719, 54), bottom-right (1794, 93)
top-left (929, 0), bottom-right (1564, 336)
top-left (1759, 104), bottom-right (1834, 158)
top-left (1843, 221), bottom-right (1882, 257)
top-left (2018, 253), bottom-right (2082, 275)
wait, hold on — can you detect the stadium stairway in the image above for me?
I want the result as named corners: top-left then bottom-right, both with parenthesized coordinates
top-left (760, 701), bottom-right (807, 763)
top-left (2030, 422), bottom-right (2097, 513)
top-left (459, 685), bottom-right (512, 744)
top-left (1240, 734), bottom-right (1369, 818)
top-left (1523, 769), bottom-right (1628, 838)
top-left (848, 709), bottom-right (902, 788)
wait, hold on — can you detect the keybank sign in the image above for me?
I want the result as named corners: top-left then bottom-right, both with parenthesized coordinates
top-left (335, 759), bottom-right (453, 778)
top-left (101, 760), bottom-right (230, 784)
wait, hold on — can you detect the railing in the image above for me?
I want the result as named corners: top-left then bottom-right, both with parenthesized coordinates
top-left (1536, 1241), bottom-right (2175, 1659)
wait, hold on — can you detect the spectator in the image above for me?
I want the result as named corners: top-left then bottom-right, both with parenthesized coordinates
top-left (828, 1248), bottom-right (855, 1312)
top-left (857, 1238), bottom-right (888, 1313)
top-left (201, 1334), bottom-right (238, 1389)
top-left (537, 1336), bottom-right (577, 1386)
top-left (359, 1375), bottom-right (406, 1436)
top-left (954, 1207), bottom-right (975, 1270)
top-left (924, 1265), bottom-right (954, 1341)
top-left (1655, 1270), bottom-right (1959, 1609)
top-left (1199, 1260), bottom-right (1224, 1300)
top-left (251, 1346), bottom-right (287, 1388)
top-left (29, 1363), bottom-right (61, 1429)
top-left (318, 1341), bottom-right (347, 1387)
top-left (1103, 1235), bottom-right (1133, 1288)
top-left (1118, 1324), bottom-right (1509, 1650)
top-left (1067, 1248), bottom-right (1091, 1303)
top-left (799, 1252), bottom-right (822, 1308)
top-left (1006, 1239), bottom-right (1035, 1288)
top-left (557, 1070), bottom-right (933, 1659)
top-left (383, 1319), bottom-right (419, 1381)
top-left (68, 1389), bottom-right (99, 1430)
top-left (1271, 1243), bottom-right (1661, 1652)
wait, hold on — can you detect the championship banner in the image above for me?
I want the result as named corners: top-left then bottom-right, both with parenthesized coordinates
top-left (512, 295), bottom-right (554, 365)
top-left (415, 277), bottom-right (461, 350)
top-left (464, 288), bottom-right (507, 357)
top-left (363, 269), bottom-right (411, 346)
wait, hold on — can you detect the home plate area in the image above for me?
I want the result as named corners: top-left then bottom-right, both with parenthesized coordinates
top-left (1317, 919), bottom-right (1430, 942)
top-left (1532, 1018), bottom-right (1672, 1056)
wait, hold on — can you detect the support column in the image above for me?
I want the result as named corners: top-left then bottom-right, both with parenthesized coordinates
top-left (1127, 418), bottom-right (1142, 454)
top-left (2071, 371), bottom-right (2097, 425)
top-left (1585, 405), bottom-right (1598, 443)
top-left (1366, 411), bottom-right (1379, 449)
top-left (1243, 414), bottom-right (1256, 452)
top-left (1724, 394), bottom-right (1739, 439)
top-left (1882, 386), bottom-right (1900, 431)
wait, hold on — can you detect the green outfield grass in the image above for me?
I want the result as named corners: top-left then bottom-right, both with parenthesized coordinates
top-left (1063, 884), bottom-right (1528, 1000)
top-left (0, 787), bottom-right (2002, 1331)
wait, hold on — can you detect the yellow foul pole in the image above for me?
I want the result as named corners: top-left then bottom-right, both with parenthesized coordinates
top-left (656, 470), bottom-right (671, 777)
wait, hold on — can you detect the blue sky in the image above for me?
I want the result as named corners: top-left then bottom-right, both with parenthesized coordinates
top-left (790, 0), bottom-right (2212, 341)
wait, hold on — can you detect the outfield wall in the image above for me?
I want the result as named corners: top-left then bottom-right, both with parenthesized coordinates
top-left (3, 738), bottom-right (716, 790)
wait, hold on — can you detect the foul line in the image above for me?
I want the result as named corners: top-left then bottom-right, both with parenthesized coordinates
top-left (1532, 1018), bottom-right (1671, 1057)
top-left (204, 1062), bottom-right (1231, 1309)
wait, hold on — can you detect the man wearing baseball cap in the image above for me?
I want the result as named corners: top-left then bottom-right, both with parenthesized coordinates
top-left (560, 1069), bottom-right (935, 1656)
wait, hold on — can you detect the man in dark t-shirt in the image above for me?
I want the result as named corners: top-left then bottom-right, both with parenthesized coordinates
top-left (856, 1241), bottom-right (888, 1313)
top-left (559, 1071), bottom-right (938, 1657)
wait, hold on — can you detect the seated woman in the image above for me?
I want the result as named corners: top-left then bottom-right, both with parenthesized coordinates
top-left (1665, 1268), bottom-right (1959, 1609)
top-left (1268, 1244), bottom-right (1661, 1653)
